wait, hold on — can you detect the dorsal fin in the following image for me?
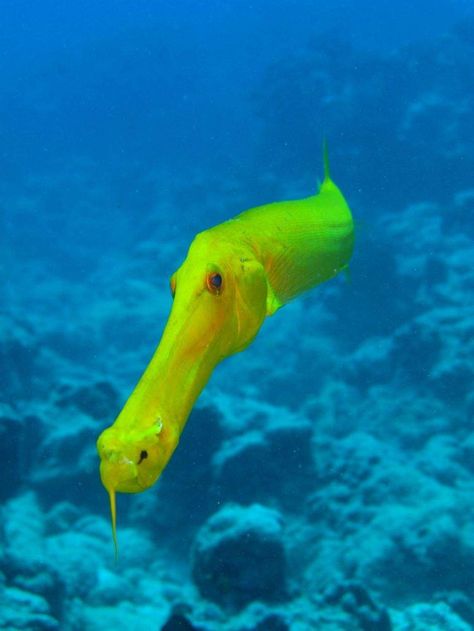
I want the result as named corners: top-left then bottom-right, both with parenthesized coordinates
top-left (319, 138), bottom-right (335, 193)
top-left (323, 137), bottom-right (330, 182)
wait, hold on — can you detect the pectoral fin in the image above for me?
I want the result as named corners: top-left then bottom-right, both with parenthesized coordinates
top-left (266, 282), bottom-right (283, 316)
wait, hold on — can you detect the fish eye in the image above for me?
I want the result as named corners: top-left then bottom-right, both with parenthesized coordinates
top-left (170, 275), bottom-right (176, 298)
top-left (207, 272), bottom-right (223, 294)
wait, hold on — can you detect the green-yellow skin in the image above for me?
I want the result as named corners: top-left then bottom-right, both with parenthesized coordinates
top-left (96, 148), bottom-right (354, 552)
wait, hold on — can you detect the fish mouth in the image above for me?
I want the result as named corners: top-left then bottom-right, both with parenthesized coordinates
top-left (99, 456), bottom-right (143, 494)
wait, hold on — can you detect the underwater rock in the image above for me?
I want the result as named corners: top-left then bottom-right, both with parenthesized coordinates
top-left (250, 612), bottom-right (290, 631)
top-left (392, 601), bottom-right (472, 631)
top-left (29, 413), bottom-right (100, 508)
top-left (343, 335), bottom-right (395, 391)
top-left (453, 189), bottom-right (474, 239)
top-left (45, 514), bottom-right (148, 601)
top-left (82, 567), bottom-right (129, 606)
top-left (393, 307), bottom-right (474, 405)
top-left (1, 493), bottom-right (65, 622)
top-left (0, 315), bottom-right (38, 404)
top-left (323, 581), bottom-right (391, 631)
top-left (414, 434), bottom-right (468, 486)
top-left (161, 612), bottom-right (201, 630)
top-left (379, 198), bottom-right (474, 409)
top-left (461, 431), bottom-right (474, 475)
top-left (312, 431), bottom-right (395, 494)
top-left (165, 405), bottom-right (224, 488)
top-left (212, 412), bottom-right (313, 509)
top-left (307, 429), bottom-right (474, 603)
top-left (143, 404), bottom-right (225, 544)
top-left (0, 405), bottom-right (25, 498)
top-left (0, 586), bottom-right (59, 630)
top-left (53, 379), bottom-right (119, 421)
top-left (255, 23), bottom-right (474, 206)
top-left (0, 405), bottom-right (46, 501)
top-left (440, 592), bottom-right (474, 629)
top-left (347, 493), bottom-right (474, 602)
top-left (191, 503), bottom-right (287, 610)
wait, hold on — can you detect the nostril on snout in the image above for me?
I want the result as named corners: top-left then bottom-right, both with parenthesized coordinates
top-left (138, 450), bottom-right (148, 465)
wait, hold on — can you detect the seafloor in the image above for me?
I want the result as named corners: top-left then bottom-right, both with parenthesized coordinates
top-left (1, 20), bottom-right (474, 631)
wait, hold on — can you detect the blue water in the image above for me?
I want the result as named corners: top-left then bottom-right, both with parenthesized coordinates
top-left (1, 2), bottom-right (474, 629)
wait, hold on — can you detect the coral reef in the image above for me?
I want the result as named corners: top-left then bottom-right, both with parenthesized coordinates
top-left (192, 504), bottom-right (287, 610)
top-left (1, 17), bottom-right (473, 631)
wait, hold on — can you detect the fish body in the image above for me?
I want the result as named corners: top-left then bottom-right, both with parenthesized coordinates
top-left (210, 176), bottom-right (354, 311)
top-left (96, 147), bottom-right (354, 551)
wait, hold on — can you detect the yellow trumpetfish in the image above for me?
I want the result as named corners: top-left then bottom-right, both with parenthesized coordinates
top-left (97, 145), bottom-right (354, 553)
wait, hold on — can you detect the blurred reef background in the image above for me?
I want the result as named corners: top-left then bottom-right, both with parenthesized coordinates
top-left (1, 1), bottom-right (474, 629)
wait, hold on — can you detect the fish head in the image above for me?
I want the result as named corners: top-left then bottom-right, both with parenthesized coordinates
top-left (168, 232), bottom-right (269, 358)
top-left (96, 418), bottom-right (178, 557)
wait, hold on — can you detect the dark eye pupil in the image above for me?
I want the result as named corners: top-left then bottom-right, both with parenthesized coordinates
top-left (210, 273), bottom-right (222, 288)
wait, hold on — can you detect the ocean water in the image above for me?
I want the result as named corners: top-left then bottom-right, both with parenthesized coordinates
top-left (1, 1), bottom-right (474, 629)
